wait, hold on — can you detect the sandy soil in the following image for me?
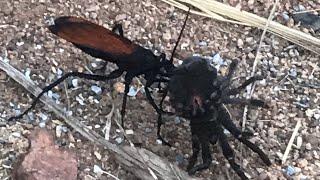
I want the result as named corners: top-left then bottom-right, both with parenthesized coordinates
top-left (0, 0), bottom-right (319, 179)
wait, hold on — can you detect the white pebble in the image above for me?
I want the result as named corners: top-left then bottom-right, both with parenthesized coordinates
top-left (306, 143), bottom-right (312, 150)
top-left (72, 79), bottom-right (78, 87)
top-left (125, 129), bottom-right (134, 135)
top-left (91, 85), bottom-right (102, 95)
top-left (296, 136), bottom-right (302, 149)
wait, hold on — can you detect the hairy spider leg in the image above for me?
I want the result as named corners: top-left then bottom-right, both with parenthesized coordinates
top-left (226, 75), bottom-right (263, 96)
top-left (188, 136), bottom-right (213, 175)
top-left (221, 60), bottom-right (238, 90)
top-left (187, 133), bottom-right (219, 174)
top-left (218, 128), bottom-right (248, 180)
top-left (187, 135), bottom-right (201, 172)
top-left (218, 106), bottom-right (272, 166)
top-left (222, 97), bottom-right (267, 108)
top-left (8, 69), bottom-right (124, 121)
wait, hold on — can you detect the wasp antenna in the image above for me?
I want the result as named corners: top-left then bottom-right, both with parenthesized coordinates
top-left (169, 7), bottom-right (191, 63)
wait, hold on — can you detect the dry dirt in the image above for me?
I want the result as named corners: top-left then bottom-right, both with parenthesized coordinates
top-left (0, 0), bottom-right (319, 180)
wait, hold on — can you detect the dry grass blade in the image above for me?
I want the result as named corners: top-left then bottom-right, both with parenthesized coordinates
top-left (103, 104), bottom-right (114, 141)
top-left (162, 0), bottom-right (250, 25)
top-left (161, 0), bottom-right (320, 55)
top-left (282, 119), bottom-right (302, 164)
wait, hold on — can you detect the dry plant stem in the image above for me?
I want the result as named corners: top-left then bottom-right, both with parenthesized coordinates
top-left (161, 0), bottom-right (249, 25)
top-left (282, 119), bottom-right (302, 164)
top-left (104, 104), bottom-right (114, 141)
top-left (100, 168), bottom-right (120, 180)
top-left (63, 81), bottom-right (70, 110)
top-left (293, 8), bottom-right (320, 14)
top-left (161, 0), bottom-right (320, 55)
top-left (0, 59), bottom-right (195, 180)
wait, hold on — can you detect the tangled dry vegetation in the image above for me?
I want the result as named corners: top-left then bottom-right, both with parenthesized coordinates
top-left (0, 0), bottom-right (319, 179)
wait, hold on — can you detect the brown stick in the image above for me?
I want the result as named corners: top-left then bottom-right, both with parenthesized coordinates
top-left (0, 58), bottom-right (196, 180)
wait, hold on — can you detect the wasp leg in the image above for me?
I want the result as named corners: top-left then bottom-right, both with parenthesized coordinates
top-left (9, 69), bottom-right (123, 122)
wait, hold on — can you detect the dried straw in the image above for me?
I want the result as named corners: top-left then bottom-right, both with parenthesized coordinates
top-left (161, 0), bottom-right (320, 55)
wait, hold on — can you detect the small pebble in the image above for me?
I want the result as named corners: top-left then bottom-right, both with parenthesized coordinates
top-left (35, 44), bottom-right (42, 49)
top-left (39, 113), bottom-right (48, 121)
top-left (145, 128), bottom-right (152, 133)
top-left (285, 165), bottom-right (296, 176)
top-left (91, 85), bottom-right (102, 95)
top-left (125, 129), bottom-right (134, 135)
top-left (175, 154), bottom-right (185, 165)
top-left (198, 41), bottom-right (207, 46)
top-left (61, 126), bottom-right (68, 133)
top-left (223, 129), bottom-right (231, 135)
top-left (39, 121), bottom-right (46, 128)
top-left (127, 86), bottom-right (140, 97)
top-left (300, 174), bottom-right (308, 180)
top-left (26, 112), bottom-right (35, 122)
top-left (25, 68), bottom-right (31, 79)
top-left (56, 125), bottom-right (63, 138)
top-left (115, 137), bottom-right (123, 144)
top-left (57, 68), bottom-right (63, 77)
top-left (94, 151), bottom-right (102, 160)
top-left (282, 12), bottom-right (290, 22)
top-left (156, 139), bottom-right (163, 145)
top-left (296, 136), bottom-right (302, 149)
top-left (115, 14), bottom-right (127, 21)
top-left (305, 143), bottom-right (312, 150)
top-left (93, 165), bottom-right (103, 176)
top-left (289, 68), bottom-right (297, 77)
top-left (174, 117), bottom-right (181, 124)
top-left (16, 41), bottom-right (24, 46)
top-left (245, 37), bottom-right (253, 43)
top-left (11, 132), bottom-right (21, 138)
top-left (211, 53), bottom-right (225, 70)
top-left (237, 39), bottom-right (244, 48)
top-left (76, 95), bottom-right (85, 105)
top-left (298, 159), bottom-right (308, 167)
top-left (72, 79), bottom-right (78, 88)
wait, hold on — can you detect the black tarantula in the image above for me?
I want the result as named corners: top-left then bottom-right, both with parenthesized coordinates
top-left (168, 56), bottom-right (272, 179)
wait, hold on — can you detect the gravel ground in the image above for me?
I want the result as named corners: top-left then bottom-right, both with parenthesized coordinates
top-left (0, 0), bottom-right (319, 179)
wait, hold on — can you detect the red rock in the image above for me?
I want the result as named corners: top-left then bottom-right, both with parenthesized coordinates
top-left (12, 129), bottom-right (77, 180)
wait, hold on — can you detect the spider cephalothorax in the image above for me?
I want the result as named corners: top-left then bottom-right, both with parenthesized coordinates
top-left (168, 56), bottom-right (218, 118)
top-left (168, 56), bottom-right (271, 179)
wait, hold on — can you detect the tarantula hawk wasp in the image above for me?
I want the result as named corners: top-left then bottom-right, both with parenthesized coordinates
top-left (8, 9), bottom-right (190, 146)
top-left (168, 56), bottom-right (272, 179)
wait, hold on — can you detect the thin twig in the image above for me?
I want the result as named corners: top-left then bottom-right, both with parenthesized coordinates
top-left (113, 109), bottom-right (135, 147)
top-left (161, 0), bottom-right (250, 25)
top-left (103, 104), bottom-right (114, 141)
top-left (102, 169), bottom-right (121, 180)
top-left (282, 119), bottom-right (302, 164)
top-left (292, 8), bottom-right (320, 14)
top-left (63, 81), bottom-right (71, 110)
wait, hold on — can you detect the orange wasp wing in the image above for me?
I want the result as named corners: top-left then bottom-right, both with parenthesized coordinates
top-left (48, 16), bottom-right (139, 62)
